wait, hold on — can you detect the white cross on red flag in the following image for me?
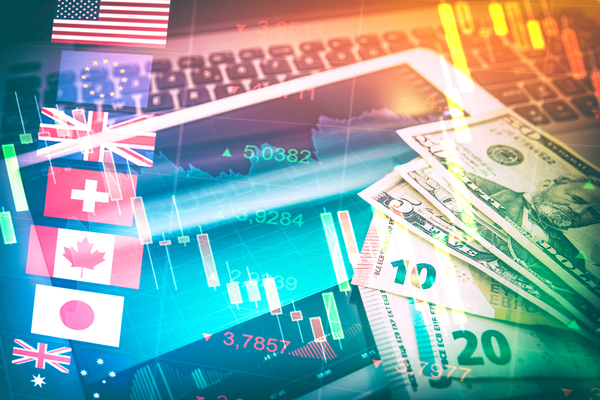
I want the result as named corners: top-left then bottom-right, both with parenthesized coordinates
top-left (37, 107), bottom-right (156, 167)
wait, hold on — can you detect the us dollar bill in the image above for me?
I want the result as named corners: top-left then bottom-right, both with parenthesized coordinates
top-left (397, 111), bottom-right (600, 311)
top-left (397, 158), bottom-right (600, 333)
top-left (353, 209), bottom-right (570, 328)
top-left (358, 171), bottom-right (600, 333)
top-left (359, 287), bottom-right (600, 389)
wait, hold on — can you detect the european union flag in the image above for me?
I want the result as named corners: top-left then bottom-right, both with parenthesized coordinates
top-left (56, 51), bottom-right (152, 110)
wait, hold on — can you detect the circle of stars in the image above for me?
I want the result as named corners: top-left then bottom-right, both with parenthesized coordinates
top-left (80, 59), bottom-right (126, 99)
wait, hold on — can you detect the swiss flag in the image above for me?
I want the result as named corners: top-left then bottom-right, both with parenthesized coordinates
top-left (44, 167), bottom-right (137, 226)
top-left (26, 225), bottom-right (143, 289)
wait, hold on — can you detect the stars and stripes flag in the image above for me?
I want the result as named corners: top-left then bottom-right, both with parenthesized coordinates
top-left (37, 107), bottom-right (156, 167)
top-left (12, 339), bottom-right (72, 373)
top-left (51, 0), bottom-right (171, 48)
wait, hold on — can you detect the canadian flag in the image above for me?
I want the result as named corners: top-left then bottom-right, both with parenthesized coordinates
top-left (44, 167), bottom-right (137, 226)
top-left (26, 225), bottom-right (143, 289)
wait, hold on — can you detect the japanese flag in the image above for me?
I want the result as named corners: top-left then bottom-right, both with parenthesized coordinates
top-left (31, 285), bottom-right (124, 347)
top-left (26, 225), bottom-right (143, 289)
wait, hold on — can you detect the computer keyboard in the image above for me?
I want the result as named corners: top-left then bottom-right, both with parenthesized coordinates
top-left (2, 7), bottom-right (600, 143)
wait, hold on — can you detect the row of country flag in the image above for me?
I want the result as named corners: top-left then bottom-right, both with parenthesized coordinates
top-left (26, 107), bottom-right (158, 347)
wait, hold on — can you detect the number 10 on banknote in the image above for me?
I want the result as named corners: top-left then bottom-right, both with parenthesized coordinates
top-left (398, 110), bottom-right (600, 312)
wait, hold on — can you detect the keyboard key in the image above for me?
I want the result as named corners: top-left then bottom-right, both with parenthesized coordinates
top-left (81, 67), bottom-right (108, 81)
top-left (179, 87), bottom-right (211, 107)
top-left (553, 78), bottom-right (585, 95)
top-left (148, 59), bottom-right (172, 72)
top-left (214, 84), bottom-right (246, 99)
top-left (299, 41), bottom-right (325, 53)
top-left (2, 112), bottom-right (38, 134)
top-left (514, 105), bottom-right (550, 125)
top-left (157, 72), bottom-right (186, 89)
top-left (384, 31), bottom-right (408, 43)
top-left (358, 46), bottom-right (386, 60)
top-left (548, 40), bottom-right (565, 56)
top-left (8, 61), bottom-right (41, 75)
top-left (147, 93), bottom-right (174, 111)
top-left (5, 76), bottom-right (41, 91)
top-left (249, 78), bottom-right (278, 90)
top-left (389, 42), bottom-right (414, 53)
top-left (261, 59), bottom-right (291, 75)
top-left (209, 52), bottom-right (235, 64)
top-left (3, 91), bottom-right (40, 111)
top-left (478, 47), bottom-right (519, 64)
top-left (472, 64), bottom-right (536, 86)
top-left (542, 101), bottom-right (579, 121)
top-left (571, 96), bottom-right (599, 118)
top-left (328, 37), bottom-right (352, 49)
top-left (113, 63), bottom-right (141, 76)
top-left (47, 71), bottom-right (75, 86)
top-left (226, 63), bottom-right (258, 80)
top-left (488, 87), bottom-right (529, 105)
top-left (239, 48), bottom-right (265, 59)
top-left (356, 35), bottom-right (381, 46)
top-left (534, 60), bottom-right (566, 76)
top-left (326, 50), bottom-right (356, 66)
top-left (178, 56), bottom-right (204, 69)
top-left (523, 82), bottom-right (557, 100)
top-left (465, 53), bottom-right (482, 67)
top-left (269, 45), bottom-right (294, 56)
top-left (120, 76), bottom-right (150, 93)
top-left (192, 67), bottom-right (223, 84)
top-left (45, 86), bottom-right (77, 104)
top-left (82, 81), bottom-right (114, 102)
top-left (418, 38), bottom-right (448, 52)
top-left (411, 27), bottom-right (437, 38)
top-left (294, 54), bottom-right (325, 71)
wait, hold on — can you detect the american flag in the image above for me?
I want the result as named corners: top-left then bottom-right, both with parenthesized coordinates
top-left (37, 107), bottom-right (157, 167)
top-left (12, 339), bottom-right (72, 374)
top-left (51, 0), bottom-right (171, 48)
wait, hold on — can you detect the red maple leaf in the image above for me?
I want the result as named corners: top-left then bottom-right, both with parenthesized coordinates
top-left (63, 237), bottom-right (106, 278)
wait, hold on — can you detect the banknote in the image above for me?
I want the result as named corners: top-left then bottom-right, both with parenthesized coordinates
top-left (397, 111), bottom-right (600, 310)
top-left (359, 287), bottom-right (600, 399)
top-left (397, 158), bottom-right (600, 332)
top-left (352, 210), bottom-right (569, 328)
top-left (358, 171), bottom-right (600, 333)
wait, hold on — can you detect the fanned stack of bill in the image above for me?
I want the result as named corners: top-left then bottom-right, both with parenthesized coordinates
top-left (351, 110), bottom-right (600, 397)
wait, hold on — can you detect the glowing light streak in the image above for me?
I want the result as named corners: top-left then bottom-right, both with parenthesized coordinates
top-left (102, 151), bottom-right (123, 201)
top-left (489, 3), bottom-right (509, 36)
top-left (196, 233), bottom-right (220, 288)
top-left (438, 3), bottom-right (474, 93)
top-left (0, 210), bottom-right (17, 244)
top-left (505, 2), bottom-right (530, 52)
top-left (539, 0), bottom-right (558, 37)
top-left (454, 2), bottom-right (475, 35)
top-left (561, 27), bottom-right (587, 79)
top-left (131, 196), bottom-right (152, 244)
top-left (526, 20), bottom-right (546, 50)
top-left (323, 292), bottom-right (344, 340)
top-left (2, 145), bottom-right (28, 212)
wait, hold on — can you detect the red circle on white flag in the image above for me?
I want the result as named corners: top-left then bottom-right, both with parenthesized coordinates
top-left (59, 300), bottom-right (95, 330)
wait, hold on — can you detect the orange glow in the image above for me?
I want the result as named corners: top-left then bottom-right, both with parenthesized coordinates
top-left (479, 26), bottom-right (493, 38)
top-left (527, 20), bottom-right (546, 49)
top-left (561, 28), bottom-right (587, 79)
top-left (454, 1), bottom-right (475, 35)
top-left (489, 3), bottom-right (509, 36)
top-left (541, 17), bottom-right (559, 37)
top-left (438, 3), bottom-right (473, 92)
top-left (591, 72), bottom-right (600, 103)
top-left (505, 2), bottom-right (530, 52)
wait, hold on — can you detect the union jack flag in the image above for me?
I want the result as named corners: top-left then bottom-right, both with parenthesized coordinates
top-left (12, 339), bottom-right (72, 373)
top-left (37, 107), bottom-right (156, 167)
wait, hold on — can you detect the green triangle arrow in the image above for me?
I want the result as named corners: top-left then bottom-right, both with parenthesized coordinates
top-left (567, 320), bottom-right (580, 329)
top-left (222, 148), bottom-right (232, 157)
top-left (575, 251), bottom-right (587, 259)
top-left (583, 180), bottom-right (596, 190)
